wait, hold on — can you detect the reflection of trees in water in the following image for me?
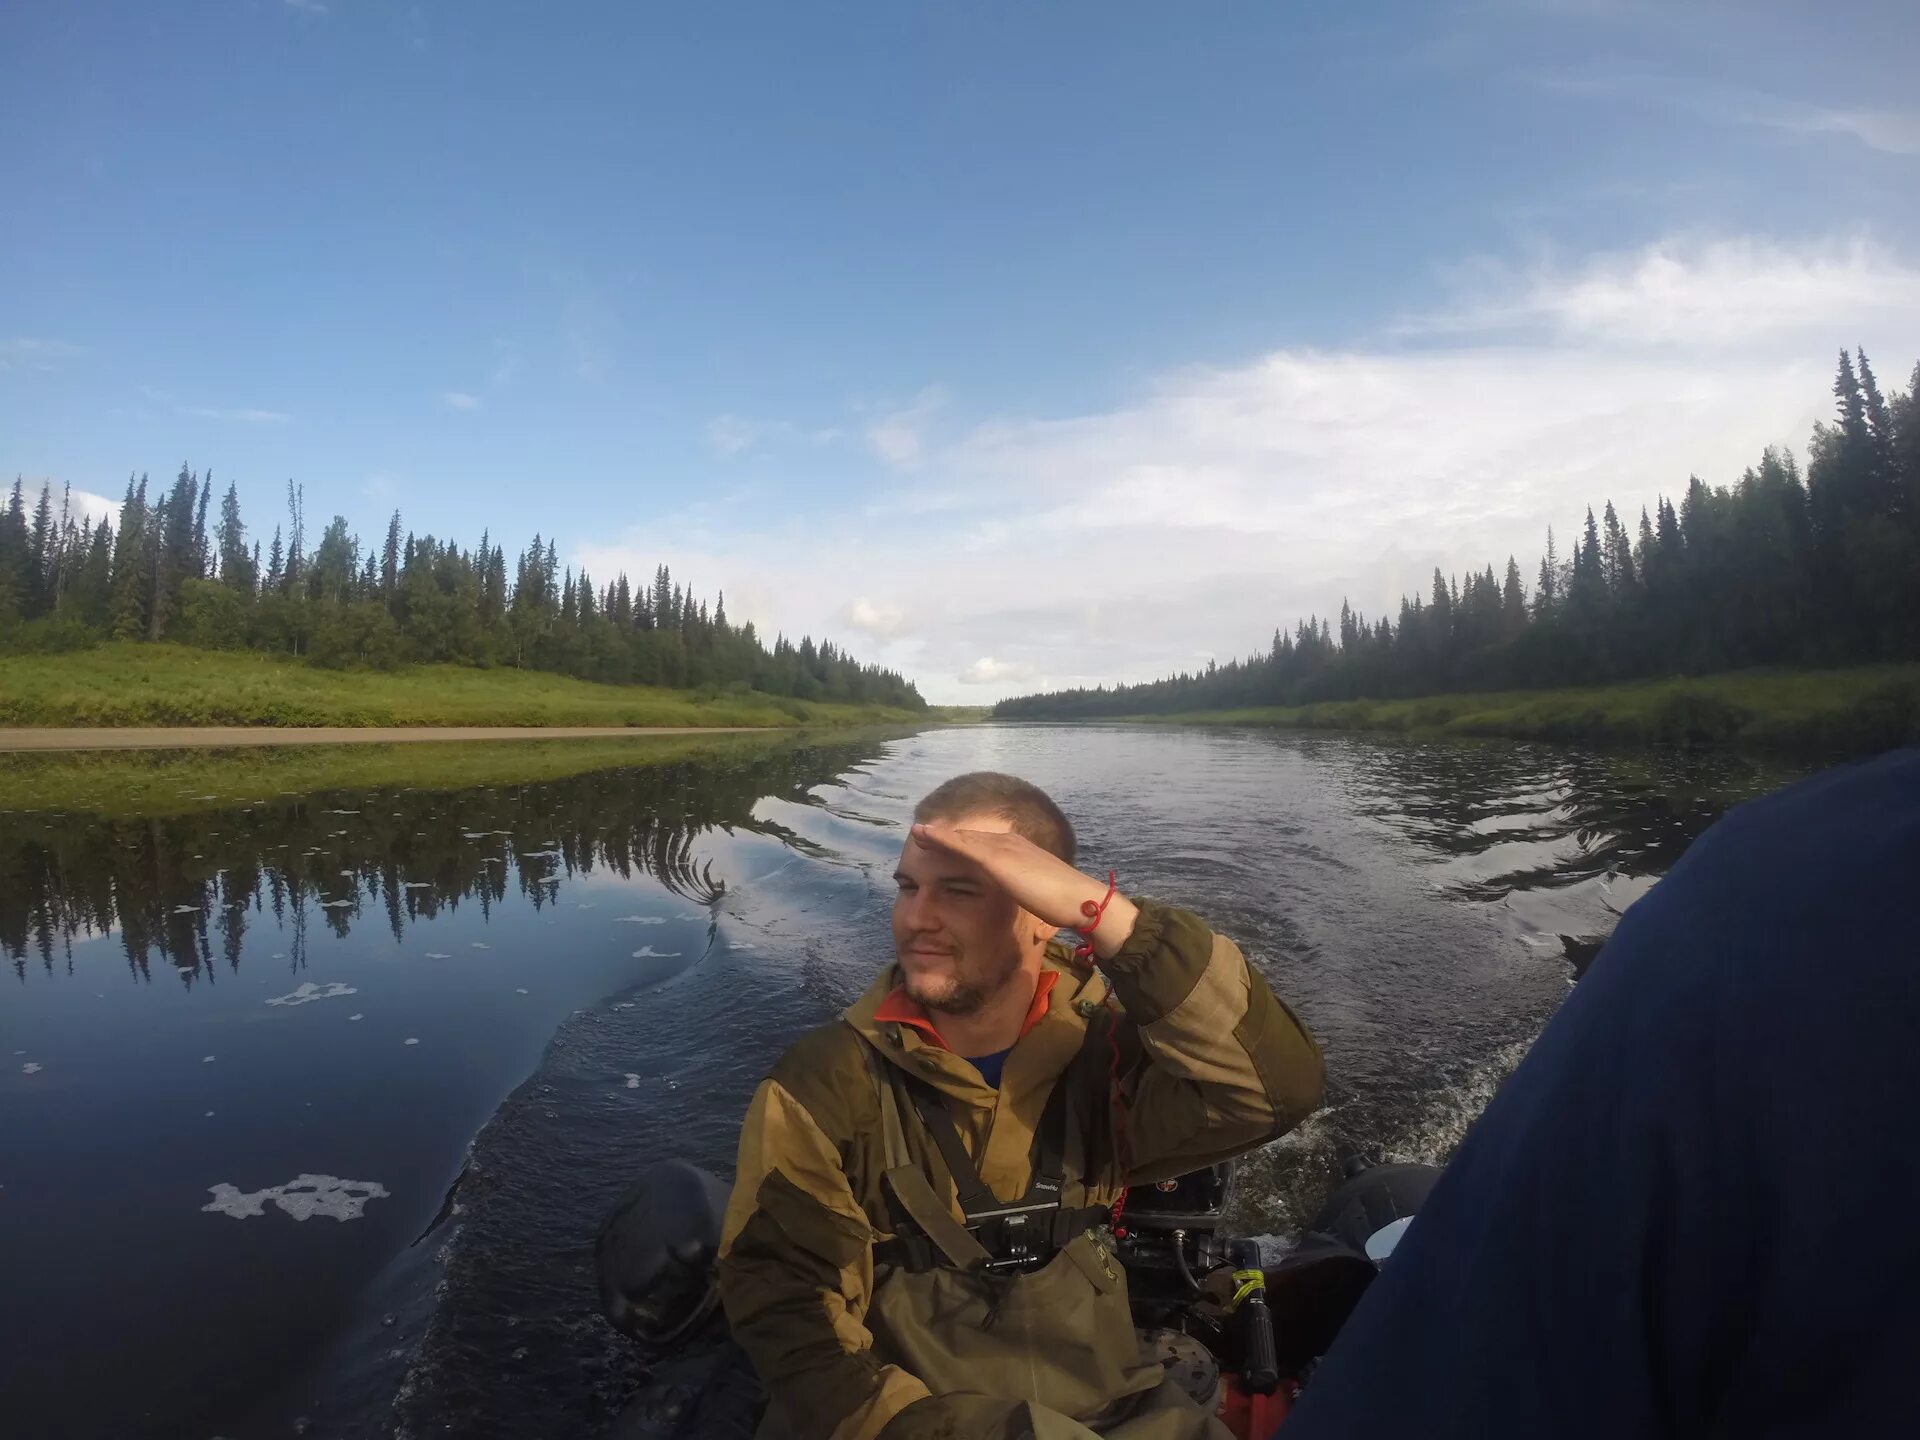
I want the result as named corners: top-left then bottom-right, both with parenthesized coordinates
top-left (2, 737), bottom-right (890, 986)
top-left (1335, 738), bottom-right (1799, 898)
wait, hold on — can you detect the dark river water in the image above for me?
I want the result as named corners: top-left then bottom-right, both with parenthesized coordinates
top-left (0, 724), bottom-right (1804, 1439)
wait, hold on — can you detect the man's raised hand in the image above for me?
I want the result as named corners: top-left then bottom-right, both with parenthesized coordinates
top-left (910, 820), bottom-right (1140, 960)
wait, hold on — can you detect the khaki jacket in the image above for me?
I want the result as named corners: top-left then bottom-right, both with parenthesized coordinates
top-left (717, 901), bottom-right (1324, 1440)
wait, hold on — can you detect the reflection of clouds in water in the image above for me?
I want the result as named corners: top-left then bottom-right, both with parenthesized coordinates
top-left (615, 915), bottom-right (663, 924)
top-left (265, 982), bottom-right (358, 1007)
top-left (624, 1074), bottom-right (640, 1088)
top-left (203, 1173), bottom-right (389, 1221)
top-left (425, 952), bottom-right (451, 959)
top-left (630, 947), bottom-right (681, 958)
top-left (22, 1062), bottom-right (43, 1074)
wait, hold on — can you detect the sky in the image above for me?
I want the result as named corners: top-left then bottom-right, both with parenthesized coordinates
top-left (4, 1), bottom-right (1918, 703)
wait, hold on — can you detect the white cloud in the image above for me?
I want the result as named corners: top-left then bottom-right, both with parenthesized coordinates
top-left (841, 598), bottom-right (915, 640)
top-left (579, 234), bottom-right (1920, 704)
top-left (441, 390), bottom-right (482, 411)
top-left (69, 488), bottom-right (120, 529)
top-left (1409, 236), bottom-right (1918, 347)
top-left (183, 406), bottom-right (291, 424)
top-left (959, 657), bottom-right (1036, 686)
top-left (864, 386), bottom-right (947, 471)
top-left (0, 337), bottom-right (82, 372)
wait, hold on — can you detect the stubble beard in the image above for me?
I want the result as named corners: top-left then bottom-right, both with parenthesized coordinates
top-left (903, 943), bottom-right (1024, 1017)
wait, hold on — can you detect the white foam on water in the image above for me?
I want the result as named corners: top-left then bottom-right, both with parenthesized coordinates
top-left (514, 988), bottom-right (528, 995)
top-left (173, 905), bottom-right (197, 914)
top-left (631, 947), bottom-right (682, 958)
top-left (322, 900), bottom-right (355, 910)
top-left (22, 1062), bottom-right (42, 1074)
top-left (349, 1013), bottom-right (364, 1020)
top-left (425, 952), bottom-right (451, 960)
top-left (615, 915), bottom-right (663, 924)
top-left (205, 1111), bottom-right (214, 1117)
top-left (404, 1038), bottom-right (420, 1046)
top-left (404, 882), bottom-right (432, 890)
top-left (471, 942), bottom-right (490, 949)
top-left (575, 903), bottom-right (597, 910)
top-left (340, 870), bottom-right (356, 877)
top-left (624, 1074), bottom-right (641, 1089)
top-left (270, 952), bottom-right (285, 959)
top-left (202, 1174), bottom-right (389, 1222)
top-left (265, 982), bottom-right (358, 1008)
top-left (203, 1055), bottom-right (216, 1063)
top-left (727, 942), bottom-right (757, 950)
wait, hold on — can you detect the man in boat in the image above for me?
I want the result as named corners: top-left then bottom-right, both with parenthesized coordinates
top-left (717, 771), bottom-right (1325, 1440)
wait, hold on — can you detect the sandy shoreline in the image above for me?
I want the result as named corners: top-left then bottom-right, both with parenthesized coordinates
top-left (0, 725), bottom-right (773, 753)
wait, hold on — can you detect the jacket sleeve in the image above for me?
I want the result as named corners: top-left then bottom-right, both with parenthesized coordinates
top-left (1101, 899), bottom-right (1324, 1182)
top-left (718, 1077), bottom-right (934, 1440)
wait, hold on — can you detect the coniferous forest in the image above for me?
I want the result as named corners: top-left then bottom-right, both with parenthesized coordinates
top-left (0, 472), bottom-right (924, 711)
top-left (999, 349), bottom-right (1920, 720)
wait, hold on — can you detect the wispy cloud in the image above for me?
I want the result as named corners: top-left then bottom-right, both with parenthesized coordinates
top-left (1533, 66), bottom-right (1920, 159)
top-left (441, 390), bottom-right (482, 411)
top-left (705, 413), bottom-right (842, 458)
top-left (1, 337), bottom-right (83, 372)
top-left (864, 386), bottom-right (948, 471)
top-left (1760, 106), bottom-right (1920, 158)
top-left (581, 233), bottom-right (1920, 703)
top-left (183, 405), bottom-right (291, 424)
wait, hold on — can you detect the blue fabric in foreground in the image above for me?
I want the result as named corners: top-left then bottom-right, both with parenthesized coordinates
top-left (966, 1047), bottom-right (1013, 1088)
top-left (1284, 748), bottom-right (1920, 1440)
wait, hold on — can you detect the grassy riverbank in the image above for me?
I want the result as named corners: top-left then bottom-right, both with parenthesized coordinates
top-left (0, 643), bottom-right (925, 729)
top-left (0, 728), bottom-right (903, 818)
top-left (1131, 664), bottom-right (1920, 753)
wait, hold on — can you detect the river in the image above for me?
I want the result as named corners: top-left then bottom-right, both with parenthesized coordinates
top-left (0, 724), bottom-right (1804, 1438)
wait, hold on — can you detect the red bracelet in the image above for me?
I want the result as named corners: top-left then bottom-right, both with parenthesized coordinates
top-left (1072, 870), bottom-right (1118, 962)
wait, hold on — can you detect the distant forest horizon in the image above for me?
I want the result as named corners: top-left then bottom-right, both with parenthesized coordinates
top-left (0, 468), bottom-right (925, 711)
top-left (998, 348), bottom-right (1920, 719)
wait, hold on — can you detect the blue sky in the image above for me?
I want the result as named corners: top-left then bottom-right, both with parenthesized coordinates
top-left (4, 0), bottom-right (1918, 700)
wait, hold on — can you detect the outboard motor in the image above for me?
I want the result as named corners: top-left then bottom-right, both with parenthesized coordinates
top-left (1309, 1153), bottom-right (1440, 1263)
top-left (595, 1160), bottom-right (731, 1347)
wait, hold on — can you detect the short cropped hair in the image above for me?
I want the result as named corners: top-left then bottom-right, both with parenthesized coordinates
top-left (913, 771), bottom-right (1077, 864)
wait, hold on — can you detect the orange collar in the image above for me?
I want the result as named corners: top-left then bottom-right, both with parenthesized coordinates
top-left (874, 968), bottom-right (1060, 1054)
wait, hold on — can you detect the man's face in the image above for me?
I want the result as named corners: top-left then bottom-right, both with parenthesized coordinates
top-left (891, 812), bottom-right (1036, 1015)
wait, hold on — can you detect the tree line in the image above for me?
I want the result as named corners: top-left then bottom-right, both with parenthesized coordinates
top-left (997, 348), bottom-right (1920, 720)
top-left (0, 472), bottom-right (924, 710)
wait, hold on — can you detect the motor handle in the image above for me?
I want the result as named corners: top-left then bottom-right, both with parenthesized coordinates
top-left (1228, 1240), bottom-right (1280, 1394)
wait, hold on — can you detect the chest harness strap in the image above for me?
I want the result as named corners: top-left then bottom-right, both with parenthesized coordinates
top-left (870, 1053), bottom-right (1110, 1274)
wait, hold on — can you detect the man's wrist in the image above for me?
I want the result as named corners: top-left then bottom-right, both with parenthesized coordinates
top-left (1089, 894), bottom-right (1140, 962)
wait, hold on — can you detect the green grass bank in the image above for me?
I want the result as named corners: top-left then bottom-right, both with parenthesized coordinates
top-left (0, 643), bottom-right (926, 729)
top-left (0, 728), bottom-right (912, 819)
top-left (1115, 664), bottom-right (1920, 754)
